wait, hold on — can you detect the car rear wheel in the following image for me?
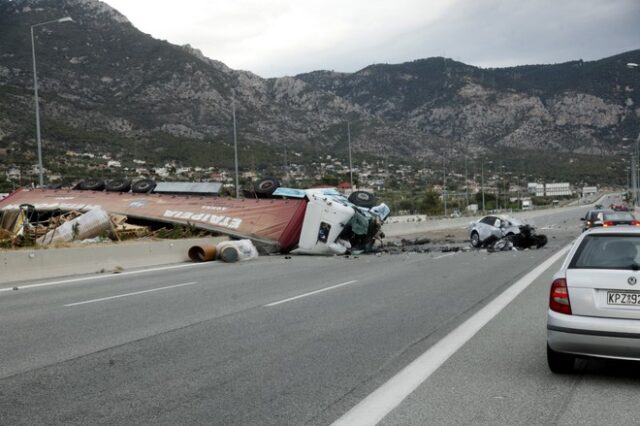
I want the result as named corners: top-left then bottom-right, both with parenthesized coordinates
top-left (470, 231), bottom-right (480, 248)
top-left (547, 344), bottom-right (575, 374)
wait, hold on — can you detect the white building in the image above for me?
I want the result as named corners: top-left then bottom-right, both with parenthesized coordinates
top-left (6, 167), bottom-right (20, 180)
top-left (545, 182), bottom-right (572, 197)
top-left (528, 183), bottom-right (544, 197)
top-left (582, 186), bottom-right (597, 197)
top-left (153, 167), bottom-right (169, 178)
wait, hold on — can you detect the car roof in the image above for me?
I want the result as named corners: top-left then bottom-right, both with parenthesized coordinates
top-left (584, 226), bottom-right (640, 235)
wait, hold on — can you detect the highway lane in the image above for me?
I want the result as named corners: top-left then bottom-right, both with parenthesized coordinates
top-left (380, 248), bottom-right (640, 426)
top-left (0, 204), bottom-right (589, 424)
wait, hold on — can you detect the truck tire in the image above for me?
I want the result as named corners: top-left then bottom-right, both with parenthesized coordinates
top-left (254, 177), bottom-right (280, 198)
top-left (131, 179), bottom-right (156, 193)
top-left (348, 191), bottom-right (377, 208)
top-left (77, 179), bottom-right (105, 191)
top-left (105, 178), bottom-right (132, 192)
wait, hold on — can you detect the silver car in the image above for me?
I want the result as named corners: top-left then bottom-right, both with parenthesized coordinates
top-left (547, 227), bottom-right (640, 373)
top-left (469, 215), bottom-right (523, 248)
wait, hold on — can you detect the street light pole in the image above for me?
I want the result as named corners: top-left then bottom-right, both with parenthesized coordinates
top-left (30, 16), bottom-right (73, 187)
top-left (347, 122), bottom-right (353, 190)
top-left (464, 155), bottom-right (469, 207)
top-left (628, 63), bottom-right (639, 207)
top-left (443, 154), bottom-right (447, 217)
top-left (481, 159), bottom-right (485, 213)
top-left (231, 89), bottom-right (239, 198)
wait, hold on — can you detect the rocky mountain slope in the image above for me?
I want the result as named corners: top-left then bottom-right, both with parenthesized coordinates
top-left (0, 0), bottom-right (639, 173)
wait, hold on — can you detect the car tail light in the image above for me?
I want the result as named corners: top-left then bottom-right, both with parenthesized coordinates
top-left (603, 221), bottom-right (615, 227)
top-left (550, 278), bottom-right (571, 315)
top-left (632, 220), bottom-right (640, 226)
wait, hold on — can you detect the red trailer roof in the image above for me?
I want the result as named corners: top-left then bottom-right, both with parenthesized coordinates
top-left (0, 188), bottom-right (307, 252)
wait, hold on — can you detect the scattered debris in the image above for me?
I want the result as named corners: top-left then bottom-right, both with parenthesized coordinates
top-left (37, 208), bottom-right (111, 245)
top-left (188, 244), bottom-right (217, 262)
top-left (217, 240), bottom-right (259, 263)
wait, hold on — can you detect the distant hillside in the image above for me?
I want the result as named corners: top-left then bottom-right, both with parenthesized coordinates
top-left (0, 0), bottom-right (639, 180)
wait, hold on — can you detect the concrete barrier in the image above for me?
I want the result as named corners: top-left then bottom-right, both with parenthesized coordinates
top-left (0, 237), bottom-right (227, 285)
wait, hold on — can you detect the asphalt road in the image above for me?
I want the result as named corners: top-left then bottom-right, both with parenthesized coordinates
top-left (0, 197), bottom-right (631, 425)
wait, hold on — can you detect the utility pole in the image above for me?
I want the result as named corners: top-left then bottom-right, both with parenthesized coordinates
top-left (283, 144), bottom-right (288, 185)
top-left (231, 89), bottom-right (239, 198)
top-left (464, 155), bottom-right (469, 207)
top-left (481, 159), bottom-right (486, 213)
top-left (347, 122), bottom-right (353, 190)
top-left (443, 155), bottom-right (447, 217)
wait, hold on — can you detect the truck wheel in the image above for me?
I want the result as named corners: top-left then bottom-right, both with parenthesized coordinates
top-left (254, 177), bottom-right (280, 198)
top-left (105, 178), bottom-right (132, 192)
top-left (132, 179), bottom-right (156, 193)
top-left (78, 179), bottom-right (105, 191)
top-left (348, 191), bottom-right (377, 208)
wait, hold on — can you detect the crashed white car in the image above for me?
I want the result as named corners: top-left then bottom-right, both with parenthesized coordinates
top-left (469, 215), bottom-right (524, 248)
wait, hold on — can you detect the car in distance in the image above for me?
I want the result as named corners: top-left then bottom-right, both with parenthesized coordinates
top-left (469, 215), bottom-right (523, 248)
top-left (547, 227), bottom-right (640, 373)
top-left (582, 209), bottom-right (640, 232)
top-left (601, 211), bottom-right (640, 228)
top-left (580, 209), bottom-right (611, 232)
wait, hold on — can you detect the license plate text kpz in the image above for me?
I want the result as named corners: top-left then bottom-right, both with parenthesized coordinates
top-left (608, 291), bottom-right (640, 305)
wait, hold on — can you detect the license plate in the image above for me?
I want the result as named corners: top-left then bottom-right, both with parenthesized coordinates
top-left (607, 291), bottom-right (640, 305)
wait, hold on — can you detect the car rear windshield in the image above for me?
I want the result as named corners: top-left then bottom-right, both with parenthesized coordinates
top-left (603, 212), bottom-right (635, 221)
top-left (570, 234), bottom-right (640, 270)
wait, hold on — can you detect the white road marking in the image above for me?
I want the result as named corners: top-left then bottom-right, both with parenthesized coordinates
top-left (64, 281), bottom-right (198, 307)
top-left (0, 263), bottom-right (209, 293)
top-left (433, 252), bottom-right (456, 260)
top-left (265, 280), bottom-right (358, 307)
top-left (331, 245), bottom-right (571, 426)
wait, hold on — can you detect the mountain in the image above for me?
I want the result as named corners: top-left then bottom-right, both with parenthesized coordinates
top-left (297, 54), bottom-right (640, 156)
top-left (0, 0), bottom-right (639, 182)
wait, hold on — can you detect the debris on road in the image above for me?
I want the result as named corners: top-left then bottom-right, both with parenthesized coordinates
top-left (216, 239), bottom-right (259, 263)
top-left (188, 244), bottom-right (217, 262)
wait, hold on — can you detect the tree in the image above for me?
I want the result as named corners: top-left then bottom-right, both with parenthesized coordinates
top-left (419, 191), bottom-right (442, 215)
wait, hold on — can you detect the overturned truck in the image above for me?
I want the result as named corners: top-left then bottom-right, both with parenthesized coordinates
top-left (0, 187), bottom-right (389, 255)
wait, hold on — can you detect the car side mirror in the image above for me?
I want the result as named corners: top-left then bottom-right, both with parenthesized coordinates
top-left (580, 217), bottom-right (585, 221)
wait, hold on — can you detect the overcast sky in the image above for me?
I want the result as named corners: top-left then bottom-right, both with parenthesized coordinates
top-left (105, 0), bottom-right (640, 78)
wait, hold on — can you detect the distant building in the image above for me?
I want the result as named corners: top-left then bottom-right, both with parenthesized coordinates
top-left (582, 186), bottom-right (597, 197)
top-left (6, 167), bottom-right (20, 180)
top-left (153, 167), bottom-right (169, 178)
top-left (545, 183), bottom-right (572, 197)
top-left (528, 183), bottom-right (544, 197)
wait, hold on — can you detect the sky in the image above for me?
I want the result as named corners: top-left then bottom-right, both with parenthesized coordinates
top-left (105, 0), bottom-right (640, 78)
